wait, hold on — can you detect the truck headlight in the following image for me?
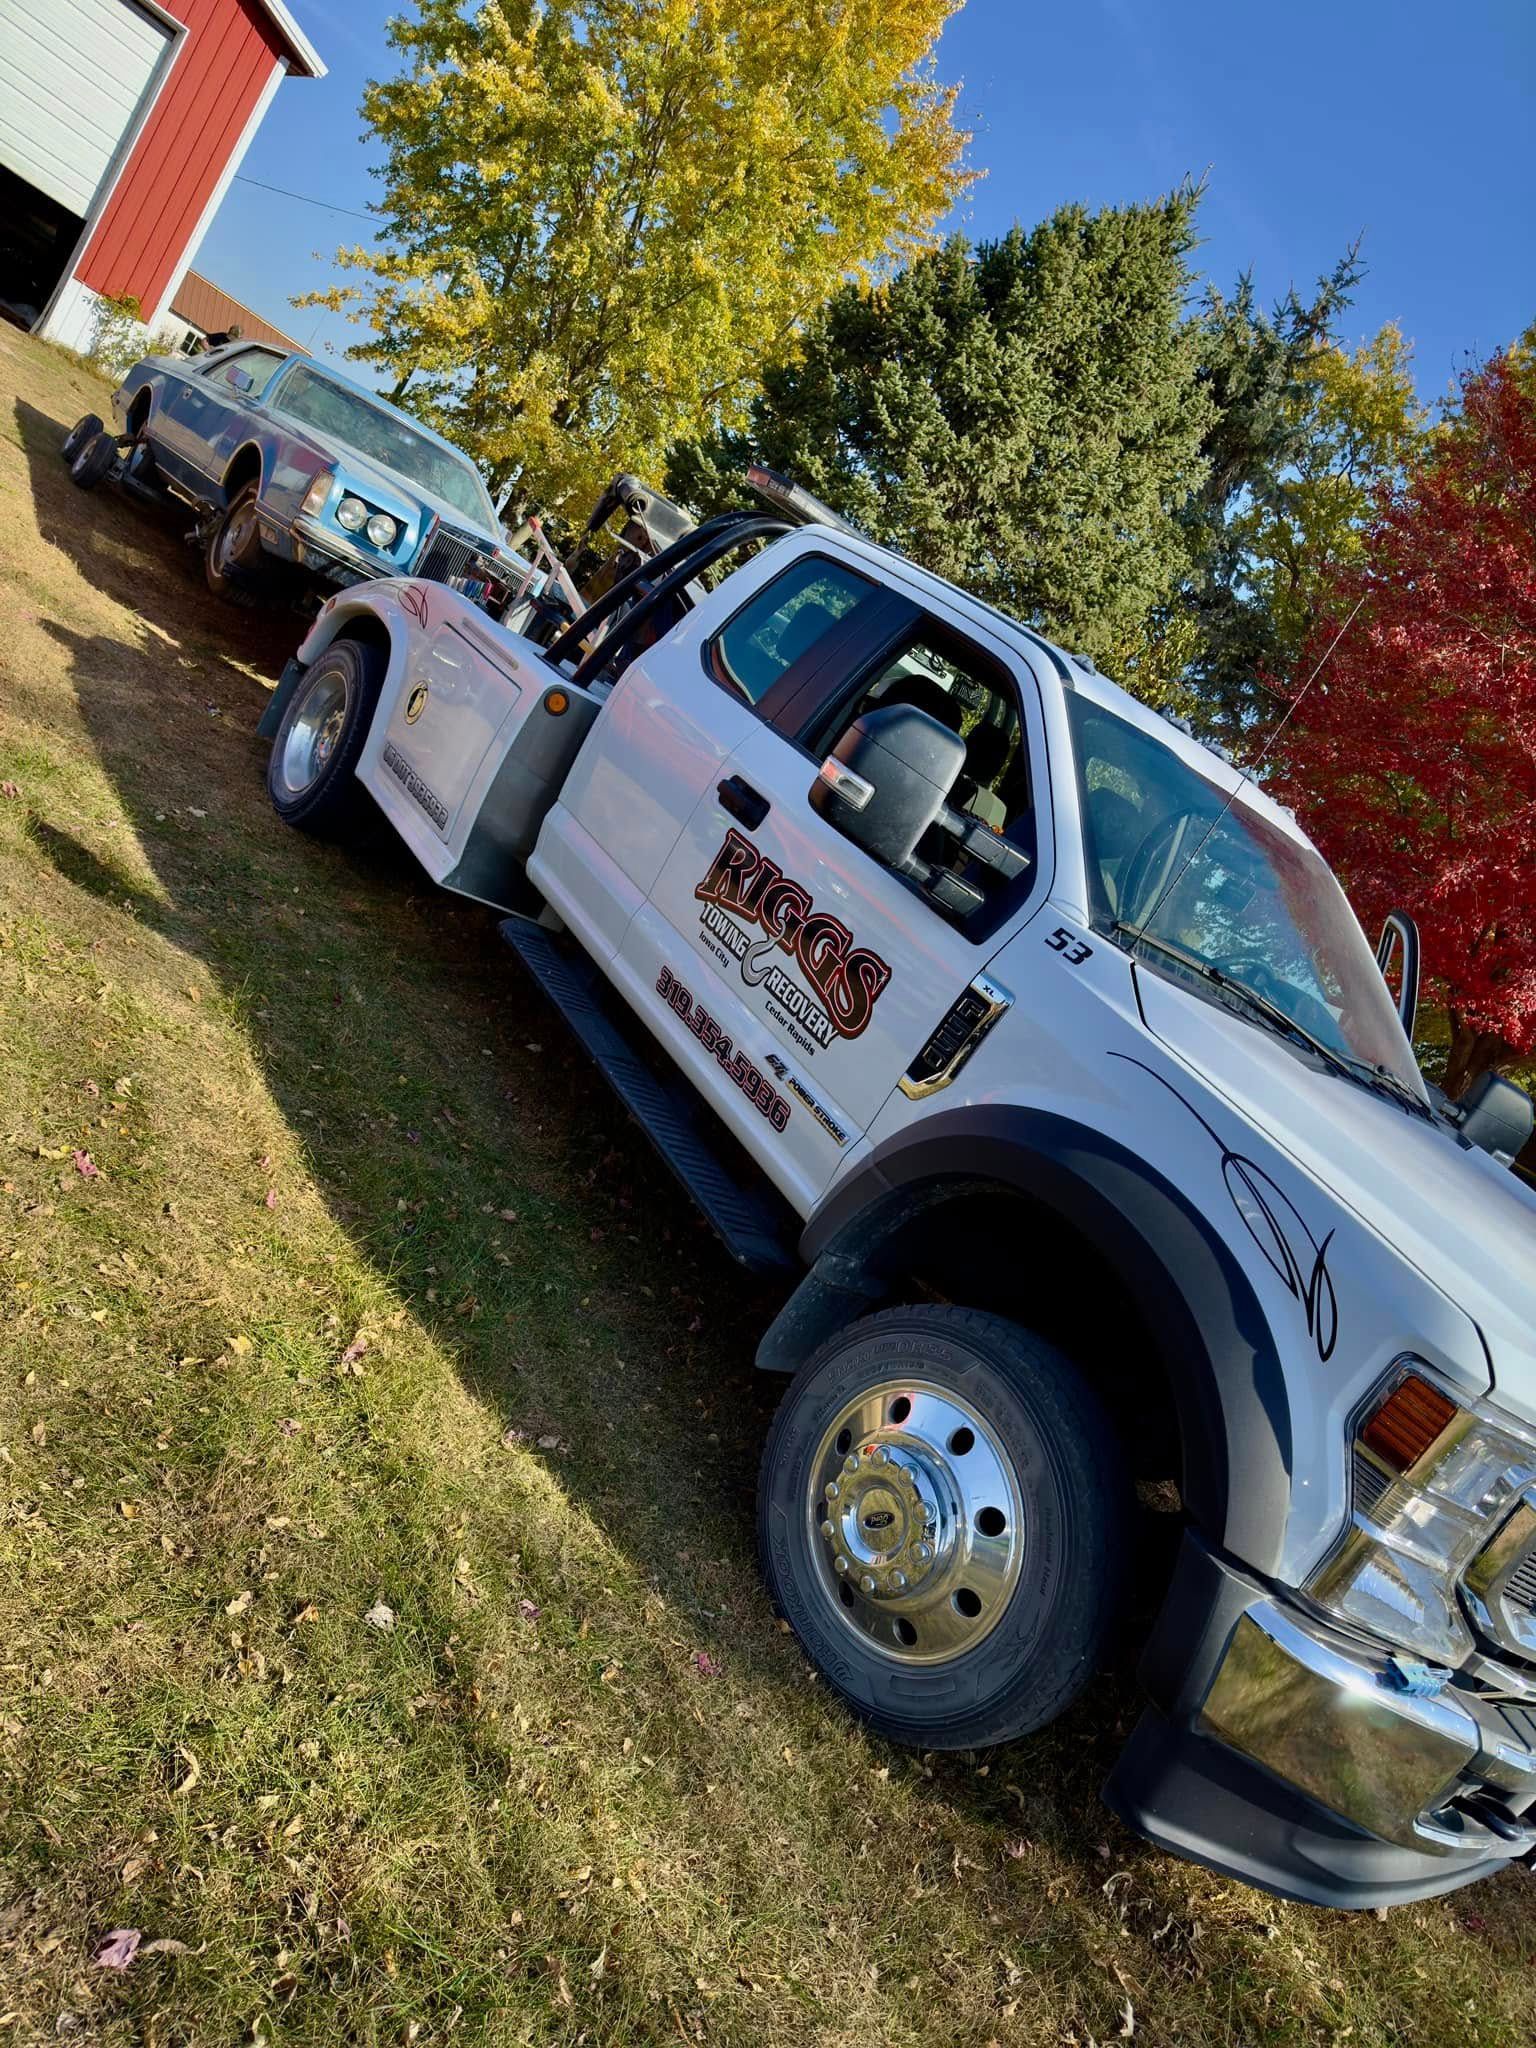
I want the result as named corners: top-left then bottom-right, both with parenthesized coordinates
top-left (365, 512), bottom-right (398, 550)
top-left (335, 495), bottom-right (368, 532)
top-left (1308, 1363), bottom-right (1536, 1664)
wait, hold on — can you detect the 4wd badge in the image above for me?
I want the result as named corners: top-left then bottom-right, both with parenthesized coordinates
top-left (405, 684), bottom-right (429, 725)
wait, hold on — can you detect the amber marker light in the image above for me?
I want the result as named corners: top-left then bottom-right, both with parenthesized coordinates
top-left (1360, 1372), bottom-right (1459, 1473)
top-left (544, 690), bottom-right (569, 716)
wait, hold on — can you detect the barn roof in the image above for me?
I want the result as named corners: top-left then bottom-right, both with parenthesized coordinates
top-left (254, 0), bottom-right (326, 79)
top-left (169, 271), bottom-right (307, 353)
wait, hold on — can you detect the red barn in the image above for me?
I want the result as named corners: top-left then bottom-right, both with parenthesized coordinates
top-left (0, 0), bottom-right (323, 349)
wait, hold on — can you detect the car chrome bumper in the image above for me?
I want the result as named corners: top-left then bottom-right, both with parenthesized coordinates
top-left (1105, 1534), bottom-right (1536, 1907)
top-left (268, 513), bottom-right (395, 586)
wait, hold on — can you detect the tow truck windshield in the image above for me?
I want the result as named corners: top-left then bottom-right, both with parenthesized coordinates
top-left (1068, 697), bottom-right (1426, 1099)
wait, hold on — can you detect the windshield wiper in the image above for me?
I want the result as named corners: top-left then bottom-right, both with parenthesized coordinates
top-left (1117, 925), bottom-right (1434, 1119)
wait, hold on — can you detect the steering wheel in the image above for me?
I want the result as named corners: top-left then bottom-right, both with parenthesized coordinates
top-left (1118, 810), bottom-right (1197, 929)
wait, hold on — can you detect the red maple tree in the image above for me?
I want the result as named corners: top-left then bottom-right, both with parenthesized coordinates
top-left (1275, 349), bottom-right (1536, 1096)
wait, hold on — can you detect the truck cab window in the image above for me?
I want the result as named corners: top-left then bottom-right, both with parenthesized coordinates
top-left (710, 555), bottom-right (876, 704)
top-left (808, 626), bottom-right (1036, 934)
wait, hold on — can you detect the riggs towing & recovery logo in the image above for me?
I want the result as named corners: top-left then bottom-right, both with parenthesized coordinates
top-left (694, 829), bottom-right (892, 1049)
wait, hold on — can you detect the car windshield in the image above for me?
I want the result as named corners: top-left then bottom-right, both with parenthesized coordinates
top-left (270, 366), bottom-right (496, 527)
top-left (1068, 696), bottom-right (1424, 1096)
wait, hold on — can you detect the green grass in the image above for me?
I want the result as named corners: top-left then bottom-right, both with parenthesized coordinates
top-left (0, 326), bottom-right (1531, 2046)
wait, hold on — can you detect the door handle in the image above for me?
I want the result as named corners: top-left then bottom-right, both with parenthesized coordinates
top-left (718, 775), bottom-right (769, 830)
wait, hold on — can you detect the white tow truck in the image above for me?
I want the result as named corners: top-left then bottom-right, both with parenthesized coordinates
top-left (258, 481), bottom-right (1536, 1908)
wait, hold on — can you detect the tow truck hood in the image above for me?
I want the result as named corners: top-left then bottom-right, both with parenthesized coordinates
top-left (1135, 967), bottom-right (1536, 1409)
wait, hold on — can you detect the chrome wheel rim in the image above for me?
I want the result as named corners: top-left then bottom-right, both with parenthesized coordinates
top-left (808, 1378), bottom-right (1025, 1665)
top-left (279, 665), bottom-right (350, 795)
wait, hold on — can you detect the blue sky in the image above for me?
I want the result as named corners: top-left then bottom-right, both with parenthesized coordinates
top-left (201, 0), bottom-right (1533, 399)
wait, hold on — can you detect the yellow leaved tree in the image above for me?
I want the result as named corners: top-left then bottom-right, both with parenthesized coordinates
top-left (302, 0), bottom-right (973, 515)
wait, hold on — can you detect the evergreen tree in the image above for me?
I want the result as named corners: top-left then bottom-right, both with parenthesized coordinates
top-left (669, 194), bottom-right (1213, 689)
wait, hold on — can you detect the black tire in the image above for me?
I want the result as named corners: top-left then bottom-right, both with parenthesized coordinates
top-left (62, 412), bottom-right (103, 463)
top-left (204, 481), bottom-right (268, 605)
top-left (758, 1305), bottom-right (1127, 1752)
top-left (266, 637), bottom-right (385, 836)
top-left (68, 429), bottom-right (117, 490)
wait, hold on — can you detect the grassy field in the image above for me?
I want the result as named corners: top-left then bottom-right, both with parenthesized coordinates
top-left (0, 327), bottom-right (1530, 2047)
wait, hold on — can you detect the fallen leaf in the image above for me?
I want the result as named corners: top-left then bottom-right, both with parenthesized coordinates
top-left (277, 1418), bottom-right (300, 1438)
top-left (71, 1150), bottom-right (100, 1179)
top-left (1120, 1998), bottom-right (1136, 2038)
top-left (188, 807), bottom-right (207, 819)
top-left (265, 1189), bottom-right (277, 1210)
top-left (536, 1435), bottom-right (562, 1452)
top-left (171, 1746), bottom-right (201, 1797)
top-left (120, 1856), bottom-right (147, 1885)
top-left (692, 1651), bottom-right (721, 1678)
top-left (82, 1080), bottom-right (100, 1098)
top-left (517, 1599), bottom-right (540, 1623)
top-left (225, 1591), bottom-right (254, 1617)
top-left (500, 1426), bottom-right (527, 1448)
top-left (228, 1334), bottom-right (253, 1357)
top-left (291, 1603), bottom-right (319, 1625)
top-left (93, 1929), bottom-right (141, 1972)
top-left (364, 1601), bottom-right (396, 1633)
top-left (117, 1500), bottom-right (137, 1519)
top-left (0, 781), bottom-right (19, 799)
top-left (339, 1333), bottom-right (368, 1367)
top-left (141, 1937), bottom-right (189, 1957)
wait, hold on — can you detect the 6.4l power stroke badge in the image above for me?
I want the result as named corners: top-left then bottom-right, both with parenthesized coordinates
top-left (694, 829), bottom-right (892, 1049)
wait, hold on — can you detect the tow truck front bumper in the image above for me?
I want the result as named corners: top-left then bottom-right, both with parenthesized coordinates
top-left (1105, 1535), bottom-right (1536, 1907)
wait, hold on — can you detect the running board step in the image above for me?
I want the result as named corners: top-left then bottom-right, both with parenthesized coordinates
top-left (499, 916), bottom-right (797, 1275)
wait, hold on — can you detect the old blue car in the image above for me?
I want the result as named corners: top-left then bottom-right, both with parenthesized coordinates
top-left (60, 341), bottom-right (520, 611)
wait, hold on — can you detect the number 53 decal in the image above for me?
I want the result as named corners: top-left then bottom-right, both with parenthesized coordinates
top-left (1046, 926), bottom-right (1093, 966)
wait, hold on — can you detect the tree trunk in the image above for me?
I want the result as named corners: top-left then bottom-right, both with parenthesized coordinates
top-left (388, 369), bottom-right (415, 405)
top-left (1443, 1011), bottom-right (1517, 1099)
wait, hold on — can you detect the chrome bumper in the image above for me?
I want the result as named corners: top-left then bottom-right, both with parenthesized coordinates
top-left (1105, 1534), bottom-right (1536, 1907)
top-left (1202, 1599), bottom-right (1536, 1856)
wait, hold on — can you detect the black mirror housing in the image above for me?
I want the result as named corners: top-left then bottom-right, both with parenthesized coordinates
top-left (811, 704), bottom-right (965, 871)
top-left (1458, 1070), bottom-right (1535, 1165)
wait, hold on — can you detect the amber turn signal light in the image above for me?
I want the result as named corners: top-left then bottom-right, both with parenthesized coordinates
top-left (544, 689), bottom-right (569, 716)
top-left (1361, 1372), bottom-right (1459, 1473)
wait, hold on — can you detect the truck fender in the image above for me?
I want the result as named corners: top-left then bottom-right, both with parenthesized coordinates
top-left (256, 596), bottom-right (399, 741)
top-left (770, 1105), bottom-right (1292, 1571)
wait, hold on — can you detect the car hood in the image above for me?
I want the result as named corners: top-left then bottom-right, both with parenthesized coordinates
top-left (1135, 966), bottom-right (1536, 1411)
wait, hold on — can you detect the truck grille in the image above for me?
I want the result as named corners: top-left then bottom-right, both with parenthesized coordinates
top-left (416, 523), bottom-right (496, 589)
top-left (1507, 1544), bottom-right (1536, 1615)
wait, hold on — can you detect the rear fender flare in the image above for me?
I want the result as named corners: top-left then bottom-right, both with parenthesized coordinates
top-left (775, 1107), bottom-right (1293, 1570)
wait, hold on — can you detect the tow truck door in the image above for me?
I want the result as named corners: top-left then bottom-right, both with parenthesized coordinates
top-left (614, 542), bottom-right (1055, 1214)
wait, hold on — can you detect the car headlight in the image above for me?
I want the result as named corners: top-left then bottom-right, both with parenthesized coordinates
top-left (1308, 1362), bottom-right (1536, 1664)
top-left (300, 471), bottom-right (333, 517)
top-left (335, 495), bottom-right (367, 532)
top-left (365, 511), bottom-right (398, 550)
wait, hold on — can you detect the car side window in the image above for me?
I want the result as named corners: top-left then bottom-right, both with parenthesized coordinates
top-left (205, 348), bottom-right (285, 397)
top-left (708, 554), bottom-right (877, 705)
top-left (804, 622), bottom-right (1038, 937)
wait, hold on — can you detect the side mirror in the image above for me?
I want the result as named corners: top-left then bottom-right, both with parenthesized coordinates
top-left (810, 704), bottom-right (1029, 921)
top-left (811, 703), bottom-right (965, 872)
top-left (1375, 910), bottom-right (1420, 1041)
top-left (1457, 1070), bottom-right (1535, 1166)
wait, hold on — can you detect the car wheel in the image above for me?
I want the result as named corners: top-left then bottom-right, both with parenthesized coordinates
top-left (758, 1305), bottom-right (1127, 1752)
top-left (204, 482), bottom-right (268, 605)
top-left (68, 430), bottom-right (117, 490)
top-left (62, 413), bottom-right (104, 463)
top-left (267, 637), bottom-right (385, 836)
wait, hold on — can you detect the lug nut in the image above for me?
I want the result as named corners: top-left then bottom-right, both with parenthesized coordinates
top-left (914, 1542), bottom-right (932, 1564)
top-left (859, 1574), bottom-right (876, 1594)
top-left (819, 1517), bottom-right (834, 1538)
top-left (843, 1454), bottom-right (858, 1475)
top-left (834, 1555), bottom-right (849, 1576)
top-left (890, 1571), bottom-right (907, 1591)
top-left (825, 1482), bottom-right (840, 1501)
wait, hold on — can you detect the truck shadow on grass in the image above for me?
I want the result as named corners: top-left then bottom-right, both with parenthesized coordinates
top-left (14, 392), bottom-right (1154, 1907)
